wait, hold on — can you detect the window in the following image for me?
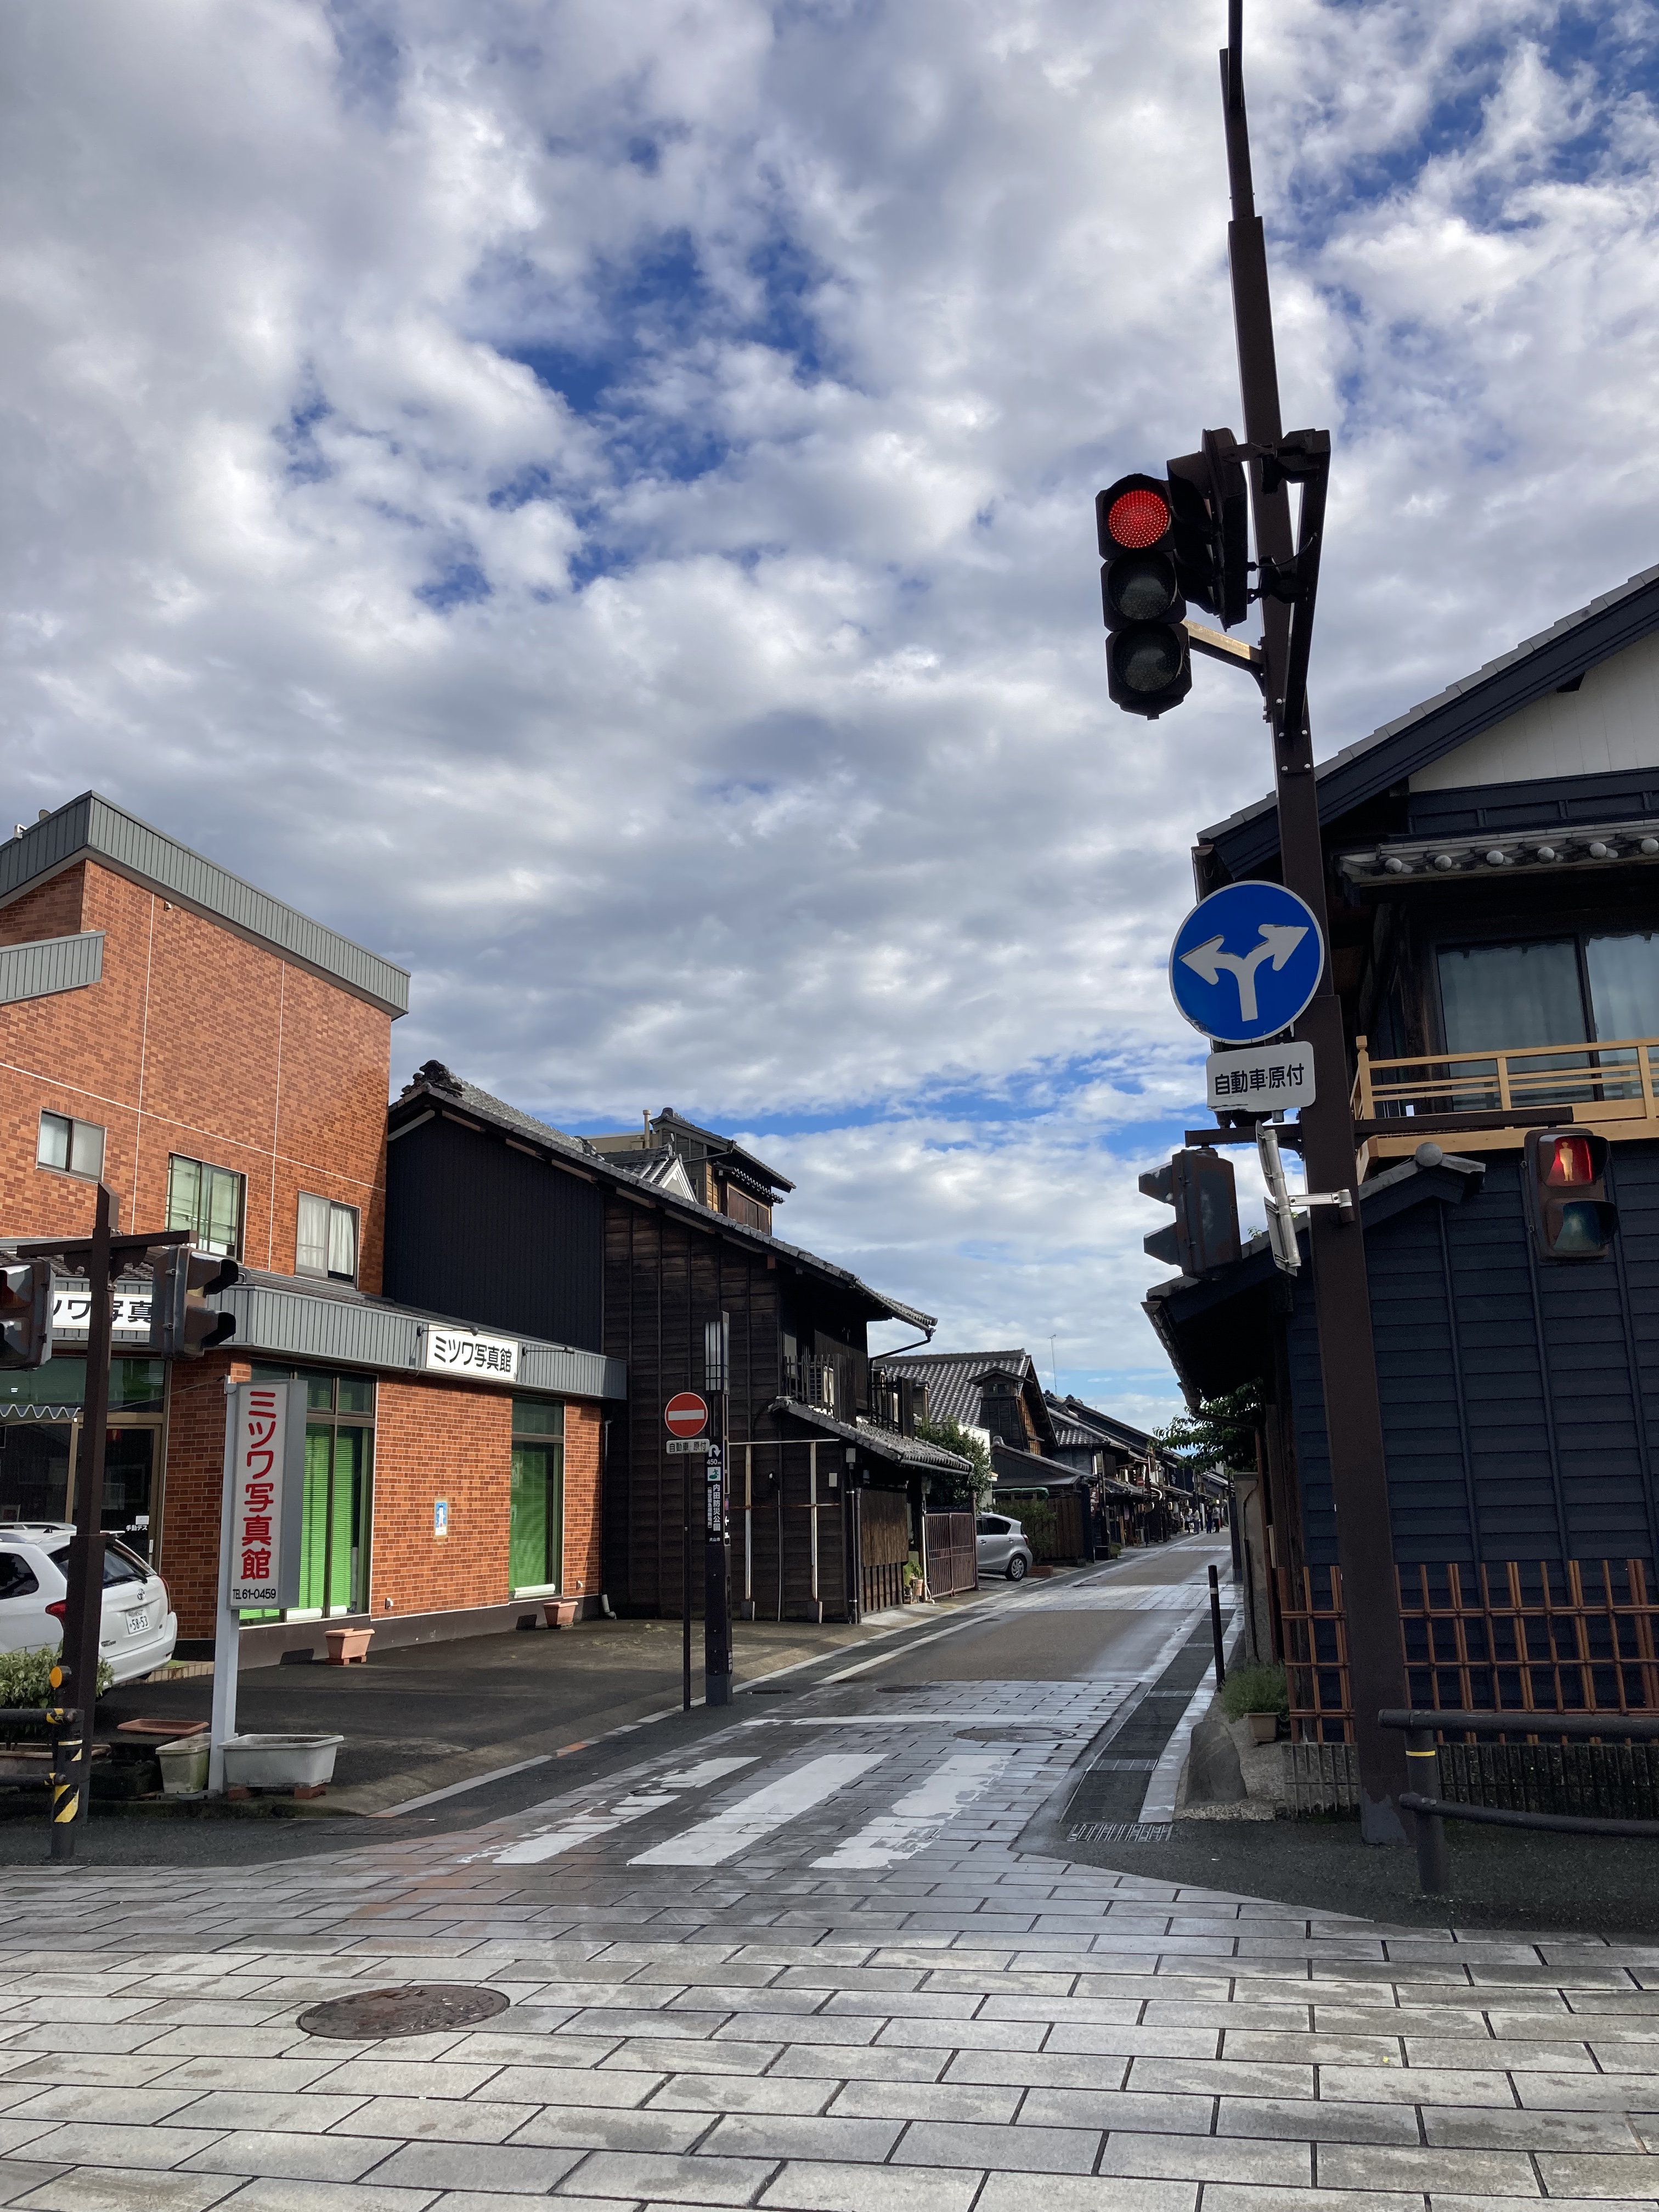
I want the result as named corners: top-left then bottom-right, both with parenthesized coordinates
top-left (37, 1111), bottom-right (105, 1181)
top-left (167, 1155), bottom-right (244, 1257)
top-left (510, 1398), bottom-right (565, 1593)
top-left (1436, 931), bottom-right (1659, 1108)
top-left (296, 1193), bottom-right (359, 1283)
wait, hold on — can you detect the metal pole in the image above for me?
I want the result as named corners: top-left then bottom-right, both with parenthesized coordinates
top-left (703, 1386), bottom-right (733, 1706)
top-left (1208, 1562), bottom-right (1227, 1689)
top-left (682, 1443), bottom-right (692, 1712)
top-left (208, 1380), bottom-right (242, 1793)
top-left (55, 1184), bottom-right (115, 1856)
top-left (1219, 1), bottom-right (1410, 1842)
top-left (1406, 1725), bottom-right (1450, 1893)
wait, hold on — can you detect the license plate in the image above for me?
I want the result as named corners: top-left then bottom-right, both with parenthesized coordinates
top-left (125, 1610), bottom-right (151, 1636)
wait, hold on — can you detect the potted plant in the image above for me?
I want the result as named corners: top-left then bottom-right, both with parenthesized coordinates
top-left (1221, 1660), bottom-right (1289, 1744)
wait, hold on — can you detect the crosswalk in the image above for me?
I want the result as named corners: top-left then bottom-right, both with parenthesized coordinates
top-left (630, 1752), bottom-right (885, 1866)
top-left (811, 1751), bottom-right (1009, 1869)
top-left (490, 1754), bottom-right (759, 1865)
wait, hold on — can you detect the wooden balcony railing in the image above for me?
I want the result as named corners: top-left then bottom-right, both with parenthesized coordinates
top-left (1352, 1032), bottom-right (1659, 1165)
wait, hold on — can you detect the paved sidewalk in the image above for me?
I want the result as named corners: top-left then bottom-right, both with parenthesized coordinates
top-left (2, 1585), bottom-right (1656, 2211)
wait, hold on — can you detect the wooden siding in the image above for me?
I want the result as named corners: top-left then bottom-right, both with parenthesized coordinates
top-left (1290, 1144), bottom-right (1659, 1571)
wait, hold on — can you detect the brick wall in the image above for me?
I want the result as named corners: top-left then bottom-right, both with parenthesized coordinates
top-left (0, 859), bottom-right (391, 1282)
top-left (157, 1352), bottom-right (250, 1639)
top-left (563, 1402), bottom-right (603, 1600)
top-left (370, 1378), bottom-right (514, 1617)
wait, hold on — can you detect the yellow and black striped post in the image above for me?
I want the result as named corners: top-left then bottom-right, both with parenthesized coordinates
top-left (47, 1703), bottom-right (86, 1862)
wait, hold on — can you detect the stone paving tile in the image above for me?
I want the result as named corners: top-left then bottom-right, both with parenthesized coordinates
top-left (696, 2113), bottom-right (903, 2164)
top-left (332, 2097), bottom-right (544, 2143)
top-left (1, 2170), bottom-right (246, 2212)
top-left (766, 2043), bottom-right (947, 2084)
top-left (179, 2129), bottom-right (398, 2181)
top-left (1215, 2096), bottom-right (1430, 2147)
top-left (0, 2166), bottom-right (71, 2209)
top-left (8, 2123), bottom-right (225, 2171)
top-left (191, 2183), bottom-right (443, 2212)
top-left (1096, 2132), bottom-right (1312, 2185)
top-left (295, 2060), bottom-right (509, 2100)
top-left (974, 2178), bottom-right (1197, 2212)
top-left (1535, 2157), bottom-right (1659, 2199)
top-left (1315, 2066), bottom-right (1519, 2107)
top-left (891, 2117), bottom-right (1102, 2174)
top-left (563, 2149), bottom-right (777, 2203)
top-left (506, 2107), bottom-right (712, 2154)
top-left (646, 2076), bottom-right (836, 2118)
top-left (602, 2041), bottom-right (784, 2077)
top-left (1317, 2143), bottom-right (1542, 2193)
top-left (1421, 2107), bottom-right (1645, 2153)
top-left (356, 2140), bottom-right (588, 2194)
top-left (825, 2080), bottom-right (1021, 2124)
top-left (756, 2159), bottom-right (979, 2210)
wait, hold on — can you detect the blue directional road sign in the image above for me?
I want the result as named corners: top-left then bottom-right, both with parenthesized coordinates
top-left (1169, 881), bottom-right (1325, 1045)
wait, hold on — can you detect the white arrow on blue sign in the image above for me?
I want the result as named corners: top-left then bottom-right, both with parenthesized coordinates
top-left (1169, 881), bottom-right (1326, 1045)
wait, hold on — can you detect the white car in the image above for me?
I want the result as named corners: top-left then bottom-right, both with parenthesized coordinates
top-left (975, 1513), bottom-right (1034, 1581)
top-left (0, 1525), bottom-right (178, 1687)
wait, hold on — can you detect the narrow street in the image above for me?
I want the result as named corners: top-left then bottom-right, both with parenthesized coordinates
top-left (2, 1535), bottom-right (1654, 2211)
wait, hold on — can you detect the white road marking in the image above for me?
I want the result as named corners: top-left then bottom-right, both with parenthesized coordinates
top-left (751, 1711), bottom-right (1115, 1726)
top-left (629, 1753), bottom-right (885, 1866)
top-left (659, 1756), bottom-right (759, 1787)
top-left (372, 1754), bottom-right (554, 1818)
top-left (812, 1752), bottom-right (1011, 1868)
top-left (494, 1790), bottom-right (681, 1864)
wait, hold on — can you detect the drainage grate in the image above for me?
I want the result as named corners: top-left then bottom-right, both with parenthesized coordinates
top-left (297, 1985), bottom-right (510, 2040)
top-left (1068, 1821), bottom-right (1172, 1844)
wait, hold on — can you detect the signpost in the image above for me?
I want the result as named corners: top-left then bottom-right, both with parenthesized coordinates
top-left (1205, 1039), bottom-right (1315, 1112)
top-left (210, 1377), bottom-right (306, 1793)
top-left (668, 1394), bottom-right (707, 1710)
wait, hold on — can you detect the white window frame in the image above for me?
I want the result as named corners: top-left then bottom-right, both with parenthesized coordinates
top-left (296, 1193), bottom-right (359, 1284)
top-left (36, 1110), bottom-right (106, 1181)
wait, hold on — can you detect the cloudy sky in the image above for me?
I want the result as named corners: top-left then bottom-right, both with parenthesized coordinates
top-left (5, 0), bottom-right (1657, 1424)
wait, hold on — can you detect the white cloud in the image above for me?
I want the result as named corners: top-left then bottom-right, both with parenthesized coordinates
top-left (4, 0), bottom-right (1656, 1426)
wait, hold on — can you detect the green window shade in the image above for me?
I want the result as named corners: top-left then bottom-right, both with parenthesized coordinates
top-left (296, 1424), bottom-right (369, 1612)
top-left (511, 1398), bottom-right (565, 1438)
top-left (510, 1442), bottom-right (563, 1590)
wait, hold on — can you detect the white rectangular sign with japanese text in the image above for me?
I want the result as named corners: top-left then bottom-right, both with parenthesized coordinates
top-left (419, 1325), bottom-right (520, 1384)
top-left (51, 1277), bottom-right (154, 1341)
top-left (225, 1380), bottom-right (306, 1609)
top-left (1205, 1040), bottom-right (1317, 1112)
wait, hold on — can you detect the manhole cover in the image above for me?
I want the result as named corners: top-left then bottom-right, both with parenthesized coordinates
top-left (297, 1984), bottom-right (510, 2040)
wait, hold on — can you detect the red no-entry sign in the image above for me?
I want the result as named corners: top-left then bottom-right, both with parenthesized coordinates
top-left (665, 1392), bottom-right (708, 1437)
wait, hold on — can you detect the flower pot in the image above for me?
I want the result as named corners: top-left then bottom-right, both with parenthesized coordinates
top-left (1246, 1711), bottom-right (1280, 1746)
top-left (157, 1736), bottom-right (210, 1795)
top-left (543, 1600), bottom-right (580, 1630)
top-left (221, 1733), bottom-right (343, 1791)
top-left (324, 1627), bottom-right (374, 1666)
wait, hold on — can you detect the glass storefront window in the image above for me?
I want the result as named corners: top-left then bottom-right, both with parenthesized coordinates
top-left (510, 1400), bottom-right (565, 1592)
top-left (1, 1361), bottom-right (167, 1554)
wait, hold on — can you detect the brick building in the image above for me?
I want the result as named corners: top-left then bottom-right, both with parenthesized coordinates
top-left (0, 794), bottom-right (621, 1654)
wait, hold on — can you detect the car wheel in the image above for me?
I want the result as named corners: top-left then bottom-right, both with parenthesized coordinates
top-left (1007, 1554), bottom-right (1028, 1582)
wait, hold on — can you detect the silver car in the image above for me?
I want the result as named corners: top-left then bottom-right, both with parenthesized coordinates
top-left (975, 1513), bottom-right (1033, 1581)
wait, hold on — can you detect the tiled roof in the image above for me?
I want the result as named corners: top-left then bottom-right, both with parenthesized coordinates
top-left (876, 1350), bottom-right (1034, 1429)
top-left (769, 1398), bottom-right (971, 1472)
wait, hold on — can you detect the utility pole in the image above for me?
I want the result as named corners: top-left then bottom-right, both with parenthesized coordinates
top-left (1217, 0), bottom-right (1410, 1841)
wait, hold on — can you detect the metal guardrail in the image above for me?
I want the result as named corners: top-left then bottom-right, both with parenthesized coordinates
top-left (1379, 1707), bottom-right (1659, 1894)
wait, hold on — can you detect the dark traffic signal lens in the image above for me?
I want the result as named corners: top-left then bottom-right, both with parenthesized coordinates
top-left (1106, 552), bottom-right (1179, 623)
top-left (1116, 630), bottom-right (1184, 693)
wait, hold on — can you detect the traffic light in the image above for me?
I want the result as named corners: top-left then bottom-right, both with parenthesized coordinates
top-left (0, 1260), bottom-right (54, 1369)
top-left (1524, 1130), bottom-right (1617, 1262)
top-left (1167, 427), bottom-right (1250, 629)
top-left (149, 1248), bottom-right (240, 1358)
top-left (1139, 1148), bottom-right (1242, 1276)
top-left (1097, 475), bottom-right (1192, 718)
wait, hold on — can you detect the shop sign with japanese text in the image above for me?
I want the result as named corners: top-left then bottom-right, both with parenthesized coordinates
top-left (1204, 1040), bottom-right (1316, 1111)
top-left (51, 1276), bottom-right (154, 1340)
top-left (418, 1324), bottom-right (520, 1383)
top-left (226, 1380), bottom-right (306, 1609)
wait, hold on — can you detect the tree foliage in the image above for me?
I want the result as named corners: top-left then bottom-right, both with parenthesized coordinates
top-left (1155, 1380), bottom-right (1262, 1474)
top-left (916, 1414), bottom-right (992, 1511)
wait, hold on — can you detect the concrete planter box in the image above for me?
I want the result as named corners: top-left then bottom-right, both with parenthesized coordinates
top-left (1246, 1711), bottom-right (1280, 1746)
top-left (222, 1734), bottom-right (343, 1791)
top-left (542, 1600), bottom-right (580, 1629)
top-left (325, 1627), bottom-right (374, 1666)
top-left (157, 1736), bottom-right (210, 1795)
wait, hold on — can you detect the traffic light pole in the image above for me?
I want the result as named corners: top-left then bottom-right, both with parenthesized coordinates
top-left (1217, 0), bottom-right (1412, 1842)
top-left (56, 1185), bottom-right (112, 1858)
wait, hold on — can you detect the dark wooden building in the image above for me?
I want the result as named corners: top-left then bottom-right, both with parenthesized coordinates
top-left (384, 1063), bottom-right (969, 1623)
top-left (1151, 568), bottom-right (1659, 1732)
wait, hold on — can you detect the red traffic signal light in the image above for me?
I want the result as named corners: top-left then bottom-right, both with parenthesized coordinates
top-left (149, 1248), bottom-right (240, 1358)
top-left (1097, 473), bottom-right (1192, 719)
top-left (1524, 1129), bottom-right (1617, 1262)
top-left (0, 1259), bottom-right (54, 1369)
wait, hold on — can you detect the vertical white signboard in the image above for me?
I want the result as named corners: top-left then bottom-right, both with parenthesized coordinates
top-left (210, 1378), bottom-right (307, 1792)
top-left (225, 1380), bottom-right (306, 1608)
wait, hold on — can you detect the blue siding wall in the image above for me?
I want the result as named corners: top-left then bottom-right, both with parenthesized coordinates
top-left (1294, 1144), bottom-right (1659, 1568)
